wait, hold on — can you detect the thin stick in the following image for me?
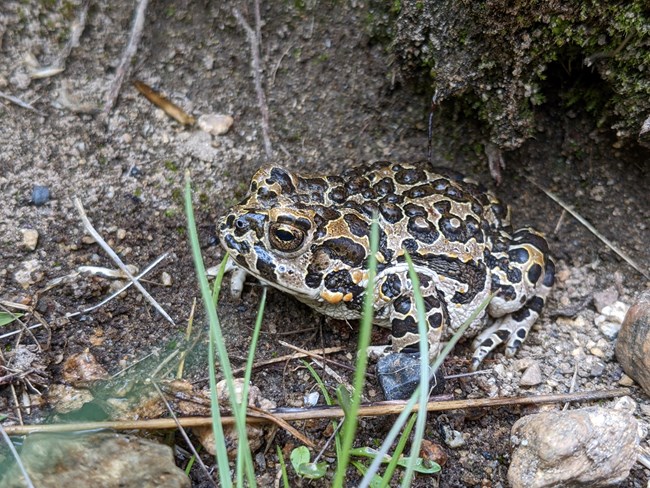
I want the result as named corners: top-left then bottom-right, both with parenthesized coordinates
top-left (2, 388), bottom-right (629, 436)
top-left (530, 178), bottom-right (650, 280)
top-left (151, 381), bottom-right (216, 486)
top-left (67, 253), bottom-right (169, 318)
top-left (278, 340), bottom-right (372, 377)
top-left (72, 197), bottom-right (175, 325)
top-left (233, 8), bottom-right (273, 160)
top-left (247, 406), bottom-right (315, 448)
top-left (0, 91), bottom-right (44, 115)
top-left (231, 346), bottom-right (345, 375)
top-left (103, 0), bottom-right (149, 114)
top-left (0, 424), bottom-right (35, 488)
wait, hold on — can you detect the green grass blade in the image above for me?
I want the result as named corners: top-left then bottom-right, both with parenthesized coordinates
top-left (184, 173), bottom-right (256, 487)
top-left (401, 251), bottom-right (429, 487)
top-left (378, 413), bottom-right (417, 487)
top-left (302, 360), bottom-right (342, 458)
top-left (332, 218), bottom-right (380, 487)
top-left (276, 446), bottom-right (290, 488)
top-left (236, 287), bottom-right (267, 484)
top-left (359, 291), bottom-right (493, 488)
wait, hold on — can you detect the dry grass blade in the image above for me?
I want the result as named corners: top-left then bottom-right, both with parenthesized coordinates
top-left (529, 178), bottom-right (650, 280)
top-left (2, 388), bottom-right (629, 436)
top-left (247, 406), bottom-right (315, 448)
top-left (150, 381), bottom-right (216, 486)
top-left (72, 197), bottom-right (175, 325)
top-left (0, 424), bottom-right (35, 488)
top-left (0, 91), bottom-right (44, 115)
top-left (67, 253), bottom-right (170, 319)
top-left (231, 345), bottom-right (345, 375)
top-left (133, 80), bottom-right (196, 125)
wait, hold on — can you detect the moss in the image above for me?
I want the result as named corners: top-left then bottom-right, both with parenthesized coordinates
top-left (379, 0), bottom-right (649, 148)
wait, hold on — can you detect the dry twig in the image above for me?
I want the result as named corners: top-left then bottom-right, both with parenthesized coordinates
top-left (103, 0), bottom-right (149, 114)
top-left (2, 388), bottom-right (629, 436)
top-left (72, 197), bottom-right (175, 325)
top-left (233, 8), bottom-right (273, 159)
top-left (231, 345), bottom-right (345, 375)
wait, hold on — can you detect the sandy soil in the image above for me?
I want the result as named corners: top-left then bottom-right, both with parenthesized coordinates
top-left (1, 1), bottom-right (649, 486)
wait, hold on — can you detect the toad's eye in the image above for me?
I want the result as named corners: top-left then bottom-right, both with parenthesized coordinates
top-left (269, 222), bottom-right (305, 253)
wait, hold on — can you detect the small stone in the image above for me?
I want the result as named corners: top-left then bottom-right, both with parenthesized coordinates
top-left (161, 271), bottom-right (172, 287)
top-left (616, 291), bottom-right (650, 396)
top-left (519, 362), bottom-right (542, 386)
top-left (589, 347), bottom-right (605, 358)
top-left (116, 228), bottom-right (127, 240)
top-left (601, 301), bottom-right (629, 324)
top-left (508, 407), bottom-right (639, 488)
top-left (597, 320), bottom-right (621, 340)
top-left (420, 439), bottom-right (448, 467)
top-left (198, 113), bottom-right (234, 136)
top-left (442, 424), bottom-right (465, 448)
top-left (31, 185), bottom-right (50, 206)
top-left (81, 235), bottom-right (96, 245)
top-left (593, 287), bottom-right (618, 313)
top-left (618, 374), bottom-right (635, 387)
top-left (21, 229), bottom-right (39, 251)
top-left (62, 350), bottom-right (109, 382)
top-left (14, 259), bottom-right (43, 288)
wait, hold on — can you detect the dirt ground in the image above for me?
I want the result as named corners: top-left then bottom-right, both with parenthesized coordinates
top-left (1, 1), bottom-right (649, 487)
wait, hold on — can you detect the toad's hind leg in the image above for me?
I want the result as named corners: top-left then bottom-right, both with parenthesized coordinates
top-left (471, 228), bottom-right (555, 369)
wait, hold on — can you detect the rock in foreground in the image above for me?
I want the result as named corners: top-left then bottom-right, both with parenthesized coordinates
top-left (1, 433), bottom-right (189, 488)
top-left (616, 290), bottom-right (650, 395)
top-left (508, 407), bottom-right (639, 487)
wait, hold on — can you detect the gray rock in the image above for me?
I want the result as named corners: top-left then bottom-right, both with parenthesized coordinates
top-left (1, 433), bottom-right (189, 488)
top-left (508, 407), bottom-right (639, 488)
top-left (615, 290), bottom-right (650, 396)
top-left (593, 287), bottom-right (618, 313)
top-left (519, 362), bottom-right (542, 386)
top-left (31, 185), bottom-right (50, 206)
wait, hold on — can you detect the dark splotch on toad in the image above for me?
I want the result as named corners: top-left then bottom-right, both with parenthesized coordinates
top-left (218, 162), bottom-right (554, 398)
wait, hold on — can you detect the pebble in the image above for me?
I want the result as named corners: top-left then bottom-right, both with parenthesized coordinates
top-left (601, 301), bottom-right (629, 324)
top-left (31, 185), bottom-right (50, 206)
top-left (615, 290), bottom-right (650, 396)
top-left (618, 374), bottom-right (635, 387)
top-left (508, 407), bottom-right (639, 487)
top-left (21, 229), bottom-right (39, 251)
top-left (593, 287), bottom-right (618, 313)
top-left (441, 424), bottom-right (465, 448)
top-left (0, 433), bottom-right (189, 488)
top-left (198, 113), bottom-right (234, 136)
top-left (62, 350), bottom-right (109, 382)
top-left (116, 228), bottom-right (127, 240)
top-left (161, 271), bottom-right (172, 287)
top-left (420, 439), bottom-right (448, 467)
top-left (519, 362), bottom-right (542, 386)
top-left (14, 259), bottom-right (43, 288)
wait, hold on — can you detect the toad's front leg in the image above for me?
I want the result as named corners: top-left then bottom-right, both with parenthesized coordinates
top-left (375, 271), bottom-right (448, 400)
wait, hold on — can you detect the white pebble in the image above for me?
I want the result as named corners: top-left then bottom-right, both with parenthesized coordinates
top-left (198, 114), bottom-right (234, 136)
